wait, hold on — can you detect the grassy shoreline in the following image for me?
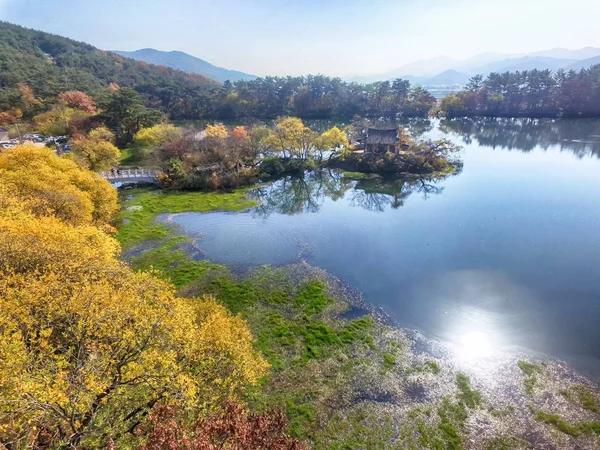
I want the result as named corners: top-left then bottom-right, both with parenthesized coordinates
top-left (117, 186), bottom-right (600, 449)
top-left (117, 187), bottom-right (257, 286)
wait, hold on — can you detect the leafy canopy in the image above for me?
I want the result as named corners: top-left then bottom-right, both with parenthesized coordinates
top-left (134, 123), bottom-right (183, 149)
top-left (0, 146), bottom-right (269, 447)
top-left (0, 265), bottom-right (268, 447)
top-left (71, 126), bottom-right (121, 171)
top-left (0, 144), bottom-right (118, 225)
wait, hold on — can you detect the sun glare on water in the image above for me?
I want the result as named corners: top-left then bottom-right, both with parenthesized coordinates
top-left (457, 330), bottom-right (494, 360)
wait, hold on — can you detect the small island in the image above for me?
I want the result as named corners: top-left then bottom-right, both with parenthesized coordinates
top-left (117, 116), bottom-right (462, 193)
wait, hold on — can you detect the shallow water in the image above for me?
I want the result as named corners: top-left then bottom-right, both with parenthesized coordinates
top-left (161, 117), bottom-right (600, 378)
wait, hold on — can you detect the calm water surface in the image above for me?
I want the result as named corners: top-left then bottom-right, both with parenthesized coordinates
top-left (162, 118), bottom-right (600, 376)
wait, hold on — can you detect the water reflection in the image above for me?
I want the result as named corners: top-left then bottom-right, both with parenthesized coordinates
top-left (457, 331), bottom-right (494, 361)
top-left (250, 170), bottom-right (453, 216)
top-left (400, 117), bottom-right (435, 139)
top-left (162, 118), bottom-right (600, 376)
top-left (439, 117), bottom-right (600, 158)
top-left (304, 117), bottom-right (435, 139)
top-left (250, 171), bottom-right (350, 216)
top-left (350, 177), bottom-right (446, 212)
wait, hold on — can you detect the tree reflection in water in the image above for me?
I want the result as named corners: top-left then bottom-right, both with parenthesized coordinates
top-left (250, 169), bottom-right (453, 217)
top-left (439, 117), bottom-right (600, 158)
top-left (350, 176), bottom-right (445, 212)
top-left (250, 170), bottom-right (351, 216)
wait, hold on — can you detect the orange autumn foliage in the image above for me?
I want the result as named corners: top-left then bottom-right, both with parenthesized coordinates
top-left (138, 402), bottom-right (307, 450)
top-left (58, 91), bottom-right (97, 114)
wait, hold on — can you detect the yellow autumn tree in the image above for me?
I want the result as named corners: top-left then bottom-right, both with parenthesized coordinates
top-left (0, 266), bottom-right (268, 448)
top-left (71, 127), bottom-right (121, 171)
top-left (0, 141), bottom-right (269, 449)
top-left (134, 123), bottom-right (183, 148)
top-left (315, 126), bottom-right (350, 160)
top-left (0, 208), bottom-right (269, 447)
top-left (204, 123), bottom-right (228, 139)
top-left (0, 144), bottom-right (118, 225)
top-left (33, 103), bottom-right (92, 136)
top-left (264, 116), bottom-right (317, 159)
top-left (0, 203), bottom-right (120, 274)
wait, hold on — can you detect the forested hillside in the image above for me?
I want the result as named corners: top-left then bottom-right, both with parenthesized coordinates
top-left (0, 22), bottom-right (437, 121)
top-left (440, 67), bottom-right (600, 117)
top-left (0, 21), bottom-right (219, 118)
top-left (6, 21), bottom-right (600, 123)
top-left (214, 77), bottom-right (437, 119)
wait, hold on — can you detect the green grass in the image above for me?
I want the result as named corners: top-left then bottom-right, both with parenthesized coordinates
top-left (406, 360), bottom-right (441, 376)
top-left (533, 409), bottom-right (582, 437)
top-left (115, 188), bottom-right (257, 286)
top-left (119, 147), bottom-right (140, 165)
top-left (130, 236), bottom-right (226, 287)
top-left (532, 407), bottom-right (600, 437)
top-left (188, 272), bottom-right (376, 369)
top-left (194, 269), bottom-right (382, 442)
top-left (486, 436), bottom-right (532, 449)
top-left (285, 400), bottom-right (318, 438)
top-left (341, 171), bottom-right (381, 180)
top-left (295, 281), bottom-right (331, 315)
top-left (116, 187), bottom-right (258, 249)
top-left (456, 373), bottom-right (482, 409)
top-left (523, 377), bottom-right (537, 395)
top-left (518, 360), bottom-right (543, 394)
top-left (573, 386), bottom-right (600, 412)
top-left (396, 404), bottom-right (460, 450)
top-left (517, 360), bottom-right (543, 377)
top-left (338, 316), bottom-right (375, 347)
top-left (580, 421), bottom-right (600, 434)
top-left (315, 408), bottom-right (395, 450)
top-left (424, 360), bottom-right (441, 375)
top-left (437, 398), bottom-right (468, 450)
top-left (488, 404), bottom-right (515, 418)
top-left (395, 376), bottom-right (481, 450)
top-left (382, 353), bottom-right (397, 370)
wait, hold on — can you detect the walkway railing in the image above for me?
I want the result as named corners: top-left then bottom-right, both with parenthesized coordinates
top-left (100, 169), bottom-right (160, 181)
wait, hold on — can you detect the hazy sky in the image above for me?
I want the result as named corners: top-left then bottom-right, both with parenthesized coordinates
top-left (1, 0), bottom-right (599, 77)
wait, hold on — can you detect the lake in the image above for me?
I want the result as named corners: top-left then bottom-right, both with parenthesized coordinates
top-left (161, 117), bottom-right (600, 377)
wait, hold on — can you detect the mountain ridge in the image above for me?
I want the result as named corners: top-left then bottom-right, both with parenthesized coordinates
top-left (564, 55), bottom-right (600, 72)
top-left (468, 56), bottom-right (577, 75)
top-left (113, 48), bottom-right (257, 83)
top-left (351, 47), bottom-right (600, 85)
top-left (425, 70), bottom-right (471, 86)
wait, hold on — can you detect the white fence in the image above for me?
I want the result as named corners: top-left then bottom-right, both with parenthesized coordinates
top-left (100, 169), bottom-right (159, 180)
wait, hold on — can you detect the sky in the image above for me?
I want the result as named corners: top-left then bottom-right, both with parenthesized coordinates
top-left (1, 0), bottom-right (600, 77)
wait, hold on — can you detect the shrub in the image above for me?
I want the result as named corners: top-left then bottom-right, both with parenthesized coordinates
top-left (138, 402), bottom-right (307, 450)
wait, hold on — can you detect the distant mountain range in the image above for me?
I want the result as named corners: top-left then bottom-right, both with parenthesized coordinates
top-left (115, 46), bottom-right (600, 88)
top-left (350, 47), bottom-right (600, 86)
top-left (425, 70), bottom-right (471, 86)
top-left (113, 48), bottom-right (257, 83)
top-left (564, 55), bottom-right (600, 72)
